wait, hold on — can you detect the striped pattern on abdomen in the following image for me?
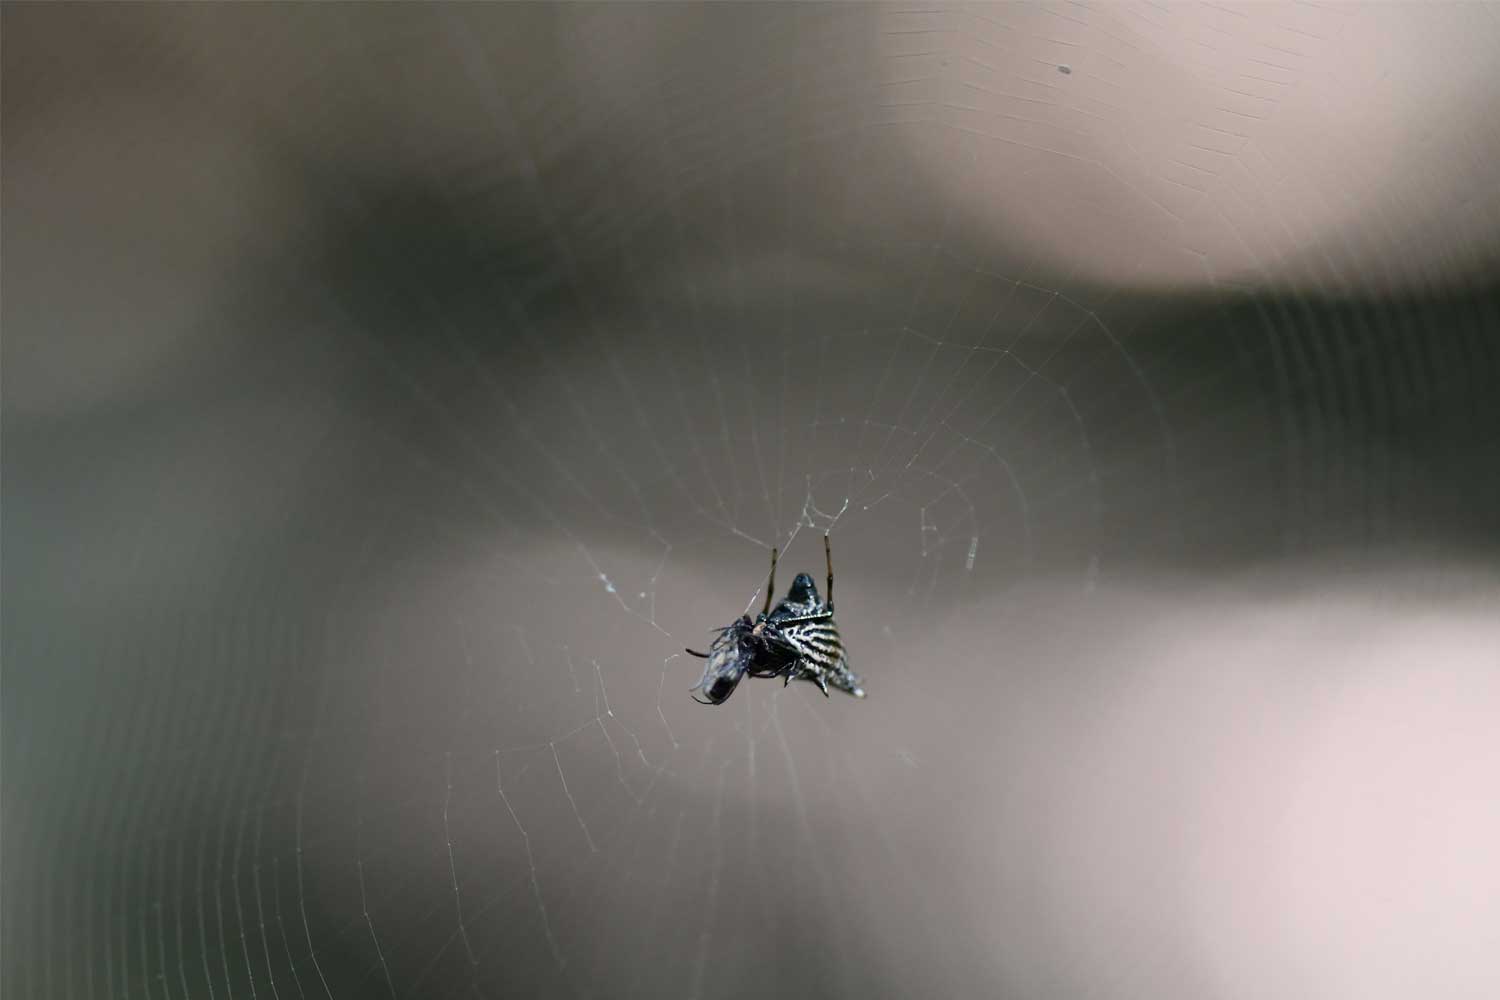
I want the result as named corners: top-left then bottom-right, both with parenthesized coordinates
top-left (781, 619), bottom-right (847, 674)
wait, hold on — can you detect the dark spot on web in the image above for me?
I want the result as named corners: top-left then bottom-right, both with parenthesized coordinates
top-left (1057, 64), bottom-right (1072, 75)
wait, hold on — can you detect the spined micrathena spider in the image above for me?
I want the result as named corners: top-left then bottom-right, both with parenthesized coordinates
top-left (686, 535), bottom-right (865, 706)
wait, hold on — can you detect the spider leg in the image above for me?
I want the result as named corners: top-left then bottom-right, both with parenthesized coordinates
top-left (762, 547), bottom-right (778, 618)
top-left (684, 648), bottom-right (710, 658)
top-left (824, 532), bottom-right (834, 609)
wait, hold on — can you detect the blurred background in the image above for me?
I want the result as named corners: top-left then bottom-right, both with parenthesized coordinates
top-left (4, 4), bottom-right (1499, 998)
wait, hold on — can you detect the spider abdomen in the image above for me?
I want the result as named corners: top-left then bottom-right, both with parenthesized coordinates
top-left (777, 616), bottom-right (864, 698)
top-left (781, 619), bottom-right (845, 672)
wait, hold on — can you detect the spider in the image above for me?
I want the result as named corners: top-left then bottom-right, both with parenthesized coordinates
top-left (686, 534), bottom-right (866, 705)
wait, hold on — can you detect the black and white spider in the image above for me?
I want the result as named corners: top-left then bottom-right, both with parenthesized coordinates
top-left (686, 535), bottom-right (866, 705)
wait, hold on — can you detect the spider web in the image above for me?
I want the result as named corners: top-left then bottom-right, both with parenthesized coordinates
top-left (5, 4), bottom-right (1500, 1000)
